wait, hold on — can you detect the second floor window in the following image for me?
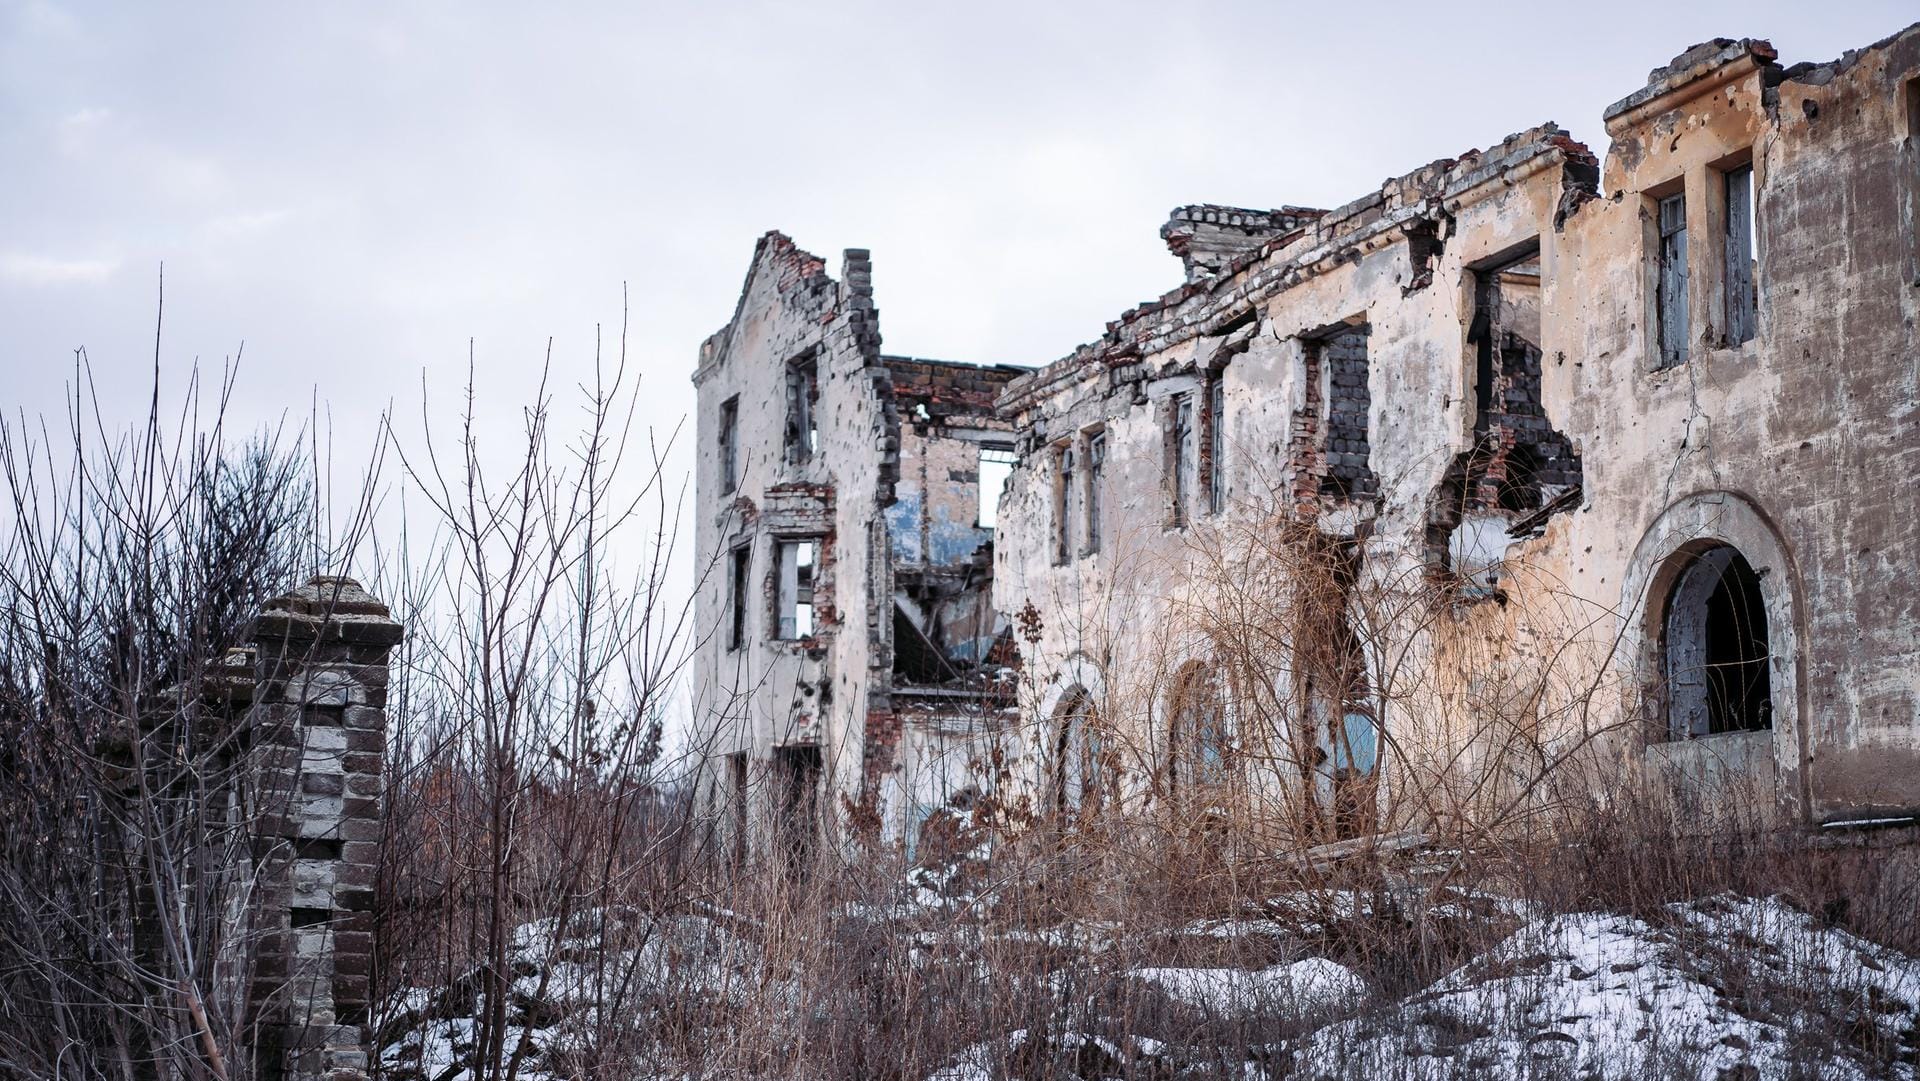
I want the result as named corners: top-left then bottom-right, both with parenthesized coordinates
top-left (1168, 392), bottom-right (1195, 527)
top-left (774, 538), bottom-right (816, 639)
top-left (1084, 431), bottom-right (1105, 554)
top-left (1207, 378), bottom-right (1226, 514)
top-left (1656, 192), bottom-right (1689, 369)
top-left (977, 446), bottom-right (1017, 530)
top-left (727, 544), bottom-right (751, 651)
top-left (1724, 165), bottom-right (1757, 346)
top-left (1054, 443), bottom-right (1075, 564)
top-left (719, 396), bottom-right (740, 493)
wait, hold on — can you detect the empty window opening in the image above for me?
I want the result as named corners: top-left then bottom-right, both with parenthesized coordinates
top-left (1301, 546), bottom-right (1376, 841)
top-left (1053, 442), bottom-right (1075, 563)
top-left (1661, 545), bottom-right (1772, 740)
top-left (1084, 431), bottom-right (1106, 553)
top-left (1723, 165), bottom-right (1757, 346)
top-left (1167, 392), bottom-right (1195, 526)
top-left (719, 395), bottom-right (740, 493)
top-left (727, 544), bottom-right (751, 650)
top-left (774, 539), bottom-right (816, 639)
top-left (772, 744), bottom-right (822, 878)
top-left (1317, 325), bottom-right (1374, 500)
top-left (1656, 191), bottom-right (1690, 368)
top-left (784, 354), bottom-right (818, 462)
top-left (976, 445), bottom-right (1017, 529)
top-left (1207, 378), bottom-right (1227, 514)
top-left (1053, 689), bottom-right (1104, 816)
top-left (1428, 246), bottom-right (1580, 592)
top-left (1169, 664), bottom-right (1229, 791)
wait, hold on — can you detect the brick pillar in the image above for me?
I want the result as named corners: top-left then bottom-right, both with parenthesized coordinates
top-left (250, 576), bottom-right (401, 1081)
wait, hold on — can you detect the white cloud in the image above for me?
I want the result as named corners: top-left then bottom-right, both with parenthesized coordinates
top-left (55, 105), bottom-right (110, 154)
top-left (202, 208), bottom-right (291, 238)
top-left (0, 251), bottom-right (121, 285)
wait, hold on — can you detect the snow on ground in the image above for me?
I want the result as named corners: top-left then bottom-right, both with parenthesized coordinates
top-left (382, 893), bottom-right (1919, 1081)
top-left (1132, 957), bottom-right (1368, 1014)
top-left (1288, 894), bottom-right (1920, 1081)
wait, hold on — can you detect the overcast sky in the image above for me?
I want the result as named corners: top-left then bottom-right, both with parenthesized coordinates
top-left (3, 0), bottom-right (1911, 575)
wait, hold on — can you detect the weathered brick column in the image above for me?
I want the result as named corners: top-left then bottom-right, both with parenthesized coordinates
top-left (250, 576), bottom-right (400, 1081)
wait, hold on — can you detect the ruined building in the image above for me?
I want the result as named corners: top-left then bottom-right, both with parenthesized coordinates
top-left (694, 26), bottom-right (1920, 852)
top-left (691, 241), bottom-right (1026, 855)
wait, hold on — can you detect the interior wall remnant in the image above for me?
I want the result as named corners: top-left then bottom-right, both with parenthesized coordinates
top-left (1319, 326), bottom-right (1375, 500)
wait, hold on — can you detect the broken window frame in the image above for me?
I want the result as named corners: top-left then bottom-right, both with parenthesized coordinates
top-left (1722, 163), bottom-right (1757, 347)
top-left (1083, 429), bottom-right (1105, 554)
top-left (976, 445), bottom-right (1018, 530)
top-left (726, 543), bottom-right (752, 651)
top-left (771, 537), bottom-right (818, 640)
top-left (1655, 190), bottom-right (1690, 369)
top-left (784, 353), bottom-right (819, 464)
top-left (1206, 377), bottom-right (1226, 515)
top-left (1053, 441), bottom-right (1076, 564)
top-left (719, 395), bottom-right (740, 494)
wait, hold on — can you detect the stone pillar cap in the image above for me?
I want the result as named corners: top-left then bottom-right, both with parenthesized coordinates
top-left (257, 576), bottom-right (402, 644)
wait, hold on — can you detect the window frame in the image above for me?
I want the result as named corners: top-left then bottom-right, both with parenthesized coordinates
top-left (771, 536), bottom-right (819, 641)
top-left (1721, 163), bottom-right (1757, 348)
top-left (1167, 392), bottom-right (1195, 528)
top-left (1655, 190), bottom-right (1690, 369)
top-left (1206, 377), bottom-right (1226, 515)
top-left (1052, 441), bottom-right (1075, 565)
top-left (1083, 429), bottom-right (1106, 555)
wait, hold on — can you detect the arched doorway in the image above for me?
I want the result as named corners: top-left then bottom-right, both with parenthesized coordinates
top-left (1661, 544), bottom-right (1772, 740)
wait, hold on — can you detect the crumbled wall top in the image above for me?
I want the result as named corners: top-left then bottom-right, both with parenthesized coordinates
top-left (1602, 38), bottom-right (1778, 129)
top-left (997, 124), bottom-right (1597, 418)
top-left (1161, 204), bottom-right (1328, 284)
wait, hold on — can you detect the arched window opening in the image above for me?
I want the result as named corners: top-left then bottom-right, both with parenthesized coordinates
top-left (1053, 689), bottom-right (1104, 816)
top-left (1661, 545), bottom-right (1772, 739)
top-left (1169, 664), bottom-right (1229, 791)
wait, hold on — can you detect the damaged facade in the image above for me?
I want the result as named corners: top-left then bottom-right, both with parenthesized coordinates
top-left (695, 26), bottom-right (1920, 850)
